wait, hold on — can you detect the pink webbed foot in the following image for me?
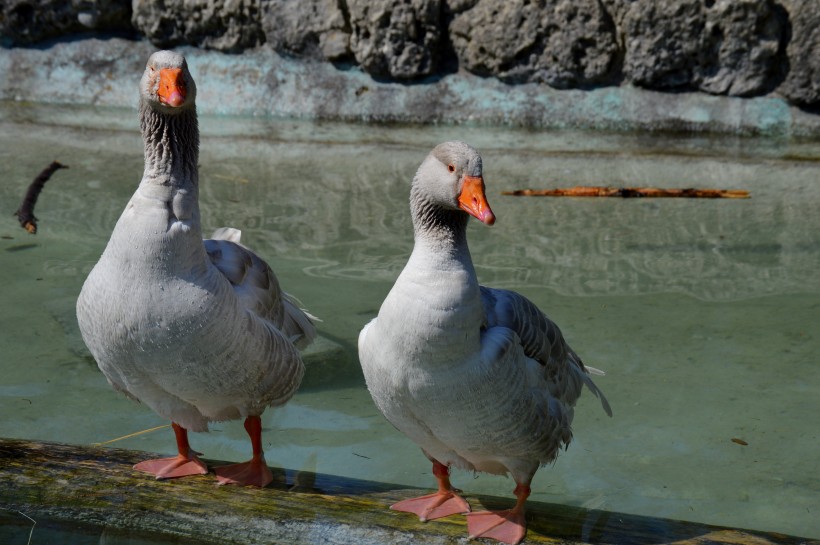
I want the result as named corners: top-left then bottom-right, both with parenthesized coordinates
top-left (214, 416), bottom-right (274, 487)
top-left (133, 453), bottom-right (208, 480)
top-left (391, 459), bottom-right (471, 521)
top-left (133, 422), bottom-right (208, 480)
top-left (466, 509), bottom-right (527, 545)
top-left (466, 482), bottom-right (531, 545)
top-left (214, 458), bottom-right (274, 487)
top-left (391, 490), bottom-right (471, 522)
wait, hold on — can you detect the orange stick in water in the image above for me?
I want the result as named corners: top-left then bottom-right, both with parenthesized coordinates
top-left (502, 186), bottom-right (750, 198)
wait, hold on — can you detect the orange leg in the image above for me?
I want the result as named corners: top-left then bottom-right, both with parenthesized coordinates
top-left (465, 482), bottom-right (530, 545)
top-left (214, 416), bottom-right (274, 487)
top-left (133, 422), bottom-right (208, 479)
top-left (391, 460), bottom-right (471, 521)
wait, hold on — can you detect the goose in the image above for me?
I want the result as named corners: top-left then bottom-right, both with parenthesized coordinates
top-left (76, 50), bottom-right (316, 487)
top-left (358, 141), bottom-right (611, 544)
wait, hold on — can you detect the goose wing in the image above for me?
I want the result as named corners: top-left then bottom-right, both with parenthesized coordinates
top-left (480, 286), bottom-right (611, 416)
top-left (205, 228), bottom-right (316, 349)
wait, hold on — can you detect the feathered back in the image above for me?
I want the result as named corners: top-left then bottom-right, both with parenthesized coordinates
top-left (206, 228), bottom-right (316, 349)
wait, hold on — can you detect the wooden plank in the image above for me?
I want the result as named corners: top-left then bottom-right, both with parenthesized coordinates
top-left (0, 439), bottom-right (813, 545)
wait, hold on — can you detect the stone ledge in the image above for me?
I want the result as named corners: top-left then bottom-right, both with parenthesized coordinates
top-left (1, 38), bottom-right (818, 137)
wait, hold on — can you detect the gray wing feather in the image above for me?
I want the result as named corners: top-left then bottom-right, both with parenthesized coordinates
top-left (481, 286), bottom-right (612, 416)
top-left (205, 229), bottom-right (316, 349)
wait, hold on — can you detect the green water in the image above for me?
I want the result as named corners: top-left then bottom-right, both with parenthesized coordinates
top-left (1, 102), bottom-right (818, 541)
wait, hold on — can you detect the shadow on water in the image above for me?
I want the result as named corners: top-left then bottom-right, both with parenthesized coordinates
top-left (0, 510), bottom-right (205, 545)
top-left (5, 243), bottom-right (39, 252)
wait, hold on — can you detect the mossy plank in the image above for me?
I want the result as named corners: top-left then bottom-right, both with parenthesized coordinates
top-left (0, 439), bottom-right (815, 545)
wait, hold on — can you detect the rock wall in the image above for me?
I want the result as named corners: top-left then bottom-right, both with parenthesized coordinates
top-left (1, 0), bottom-right (818, 113)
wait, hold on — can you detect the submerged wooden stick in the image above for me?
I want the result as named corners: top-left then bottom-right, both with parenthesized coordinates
top-left (0, 438), bottom-right (809, 545)
top-left (14, 161), bottom-right (68, 234)
top-left (503, 186), bottom-right (750, 198)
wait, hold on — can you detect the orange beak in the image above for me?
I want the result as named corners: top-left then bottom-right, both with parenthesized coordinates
top-left (158, 68), bottom-right (186, 107)
top-left (458, 175), bottom-right (496, 225)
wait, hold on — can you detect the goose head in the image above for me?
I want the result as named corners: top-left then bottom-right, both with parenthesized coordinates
top-left (412, 141), bottom-right (496, 227)
top-left (140, 50), bottom-right (197, 113)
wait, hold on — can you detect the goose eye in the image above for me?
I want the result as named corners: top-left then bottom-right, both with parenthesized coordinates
top-left (447, 164), bottom-right (456, 173)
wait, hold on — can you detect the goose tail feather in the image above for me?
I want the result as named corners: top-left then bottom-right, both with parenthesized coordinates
top-left (283, 292), bottom-right (318, 350)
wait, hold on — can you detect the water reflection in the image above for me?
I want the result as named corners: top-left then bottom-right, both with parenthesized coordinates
top-left (0, 510), bottom-right (205, 545)
top-left (0, 103), bottom-right (818, 540)
top-left (195, 132), bottom-right (819, 301)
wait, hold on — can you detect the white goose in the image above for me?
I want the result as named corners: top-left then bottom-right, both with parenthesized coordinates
top-left (76, 50), bottom-right (315, 487)
top-left (358, 141), bottom-right (611, 544)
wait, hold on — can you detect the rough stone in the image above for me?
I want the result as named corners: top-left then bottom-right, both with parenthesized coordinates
top-left (0, 0), bottom-right (818, 112)
top-left (605, 0), bottom-right (703, 89)
top-left (347, 0), bottom-right (443, 80)
top-left (697, 0), bottom-right (785, 96)
top-left (611, 0), bottom-right (786, 96)
top-left (449, 0), bottom-right (618, 88)
top-left (8, 37), bottom-right (818, 137)
top-left (0, 0), bottom-right (131, 45)
top-left (131, 0), bottom-right (264, 53)
top-left (260, 0), bottom-right (351, 61)
top-left (778, 0), bottom-right (820, 108)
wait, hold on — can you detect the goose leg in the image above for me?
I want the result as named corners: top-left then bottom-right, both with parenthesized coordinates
top-left (465, 482), bottom-right (530, 545)
top-left (133, 422), bottom-right (209, 479)
top-left (391, 460), bottom-right (471, 521)
top-left (214, 415), bottom-right (274, 487)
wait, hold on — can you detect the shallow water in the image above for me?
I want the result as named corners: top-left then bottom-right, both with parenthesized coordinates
top-left (1, 102), bottom-right (818, 541)
top-left (0, 510), bottom-right (206, 545)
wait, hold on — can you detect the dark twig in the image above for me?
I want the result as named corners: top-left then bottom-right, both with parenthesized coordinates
top-left (15, 161), bottom-right (68, 234)
top-left (503, 186), bottom-right (750, 198)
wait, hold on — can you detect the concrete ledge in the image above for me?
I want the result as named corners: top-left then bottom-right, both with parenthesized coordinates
top-left (1, 38), bottom-right (818, 137)
top-left (0, 439), bottom-right (815, 545)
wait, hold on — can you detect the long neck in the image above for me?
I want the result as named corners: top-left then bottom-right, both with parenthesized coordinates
top-left (136, 100), bottom-right (202, 238)
top-left (410, 183), bottom-right (471, 262)
top-left (397, 184), bottom-right (483, 355)
top-left (139, 100), bottom-right (199, 190)
top-left (113, 100), bottom-right (206, 275)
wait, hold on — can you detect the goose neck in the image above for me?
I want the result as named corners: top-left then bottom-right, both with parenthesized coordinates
top-left (410, 190), bottom-right (471, 257)
top-left (139, 101), bottom-right (199, 187)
